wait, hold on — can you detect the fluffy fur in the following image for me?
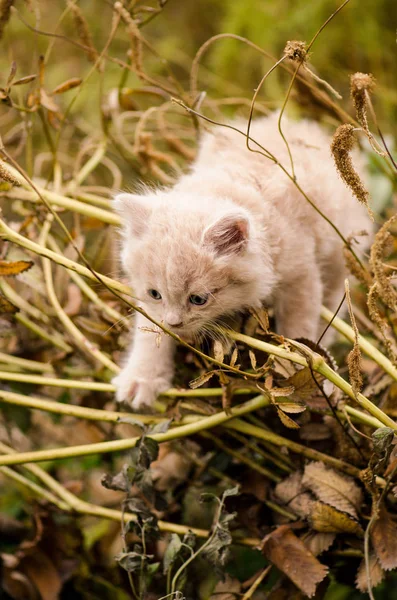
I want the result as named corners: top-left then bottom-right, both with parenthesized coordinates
top-left (113, 113), bottom-right (371, 409)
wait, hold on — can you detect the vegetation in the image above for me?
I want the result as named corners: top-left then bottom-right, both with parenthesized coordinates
top-left (0, 1), bottom-right (396, 598)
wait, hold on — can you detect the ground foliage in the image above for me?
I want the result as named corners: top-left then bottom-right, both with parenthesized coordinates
top-left (0, 1), bottom-right (396, 599)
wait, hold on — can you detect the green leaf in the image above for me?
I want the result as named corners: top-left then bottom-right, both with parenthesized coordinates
top-left (163, 533), bottom-right (182, 574)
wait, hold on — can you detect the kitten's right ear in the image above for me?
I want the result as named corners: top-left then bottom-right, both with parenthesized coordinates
top-left (113, 193), bottom-right (151, 238)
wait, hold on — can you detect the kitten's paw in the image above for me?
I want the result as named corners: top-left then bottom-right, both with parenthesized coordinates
top-left (112, 371), bottom-right (169, 411)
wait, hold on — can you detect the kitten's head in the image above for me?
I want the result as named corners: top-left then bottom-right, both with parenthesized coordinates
top-left (114, 191), bottom-right (275, 340)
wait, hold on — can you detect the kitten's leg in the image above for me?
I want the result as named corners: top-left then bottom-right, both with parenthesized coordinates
top-left (112, 312), bottom-right (175, 410)
top-left (320, 255), bottom-right (347, 344)
top-left (274, 266), bottom-right (323, 341)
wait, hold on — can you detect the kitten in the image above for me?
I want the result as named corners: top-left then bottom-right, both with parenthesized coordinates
top-left (113, 113), bottom-right (371, 409)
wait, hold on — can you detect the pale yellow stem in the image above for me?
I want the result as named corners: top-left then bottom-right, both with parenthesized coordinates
top-left (15, 313), bottom-right (73, 353)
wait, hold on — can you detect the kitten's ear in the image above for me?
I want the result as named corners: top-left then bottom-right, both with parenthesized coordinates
top-left (202, 212), bottom-right (250, 255)
top-left (113, 193), bottom-right (151, 238)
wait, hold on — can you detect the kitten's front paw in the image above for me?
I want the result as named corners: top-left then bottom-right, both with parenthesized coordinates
top-left (112, 370), bottom-right (169, 411)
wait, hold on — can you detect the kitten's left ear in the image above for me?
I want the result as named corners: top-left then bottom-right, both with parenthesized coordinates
top-left (202, 212), bottom-right (250, 255)
top-left (113, 193), bottom-right (151, 238)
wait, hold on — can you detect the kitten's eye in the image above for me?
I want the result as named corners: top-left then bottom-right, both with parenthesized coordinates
top-left (148, 289), bottom-right (162, 300)
top-left (189, 293), bottom-right (209, 306)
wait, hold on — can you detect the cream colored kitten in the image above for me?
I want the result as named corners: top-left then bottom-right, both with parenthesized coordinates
top-left (113, 113), bottom-right (371, 409)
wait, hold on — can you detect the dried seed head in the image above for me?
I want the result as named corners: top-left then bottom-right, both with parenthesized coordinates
top-left (350, 72), bottom-right (375, 129)
top-left (114, 2), bottom-right (143, 77)
top-left (369, 215), bottom-right (397, 311)
top-left (284, 40), bottom-right (307, 62)
top-left (350, 72), bottom-right (375, 95)
top-left (0, 161), bottom-right (20, 186)
top-left (343, 235), bottom-right (373, 287)
top-left (331, 124), bottom-right (372, 216)
top-left (0, 0), bottom-right (13, 39)
top-left (67, 1), bottom-right (98, 64)
top-left (345, 279), bottom-right (363, 397)
top-left (367, 282), bottom-right (397, 362)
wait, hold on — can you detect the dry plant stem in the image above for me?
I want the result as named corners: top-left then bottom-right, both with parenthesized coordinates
top-left (200, 430), bottom-right (281, 483)
top-left (72, 139), bottom-right (107, 188)
top-left (228, 331), bottom-right (397, 430)
top-left (321, 305), bottom-right (397, 383)
top-left (191, 33), bottom-right (354, 125)
top-left (15, 313), bottom-right (73, 353)
top-left (246, 55), bottom-right (287, 157)
top-left (0, 387), bottom-right (383, 431)
top-left (242, 566), bottom-right (272, 600)
top-left (0, 352), bottom-right (53, 373)
top-left (39, 218), bottom-right (120, 373)
top-left (0, 371), bottom-right (249, 397)
top-left (48, 236), bottom-right (126, 327)
top-left (0, 395), bottom-right (271, 466)
top-left (0, 466), bottom-right (69, 510)
top-left (0, 279), bottom-right (50, 323)
top-left (2, 186), bottom-right (119, 224)
top-left (0, 218), bottom-right (129, 293)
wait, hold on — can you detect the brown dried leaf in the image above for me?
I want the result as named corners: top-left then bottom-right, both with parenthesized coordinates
top-left (39, 89), bottom-right (60, 113)
top-left (276, 407), bottom-right (300, 429)
top-left (274, 472), bottom-right (315, 519)
top-left (12, 74), bottom-right (37, 87)
top-left (284, 367), bottom-right (324, 402)
top-left (310, 502), bottom-right (364, 535)
top-left (51, 77), bottom-right (82, 95)
top-left (356, 553), bottom-right (385, 592)
top-left (371, 504), bottom-right (397, 570)
top-left (0, 260), bottom-right (33, 276)
top-left (262, 525), bottom-right (328, 597)
top-left (230, 347), bottom-right (238, 367)
top-left (189, 370), bottom-right (216, 389)
top-left (275, 400), bottom-right (306, 414)
top-left (0, 293), bottom-right (18, 314)
top-left (302, 462), bottom-right (362, 518)
top-left (303, 532), bottom-right (336, 557)
top-left (249, 349), bottom-right (257, 370)
top-left (213, 340), bottom-right (224, 363)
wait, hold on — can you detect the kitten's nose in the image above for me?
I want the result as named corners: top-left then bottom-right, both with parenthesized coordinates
top-left (165, 313), bottom-right (184, 328)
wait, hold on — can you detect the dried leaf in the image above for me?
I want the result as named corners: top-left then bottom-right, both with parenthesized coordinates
top-left (302, 462), bottom-right (363, 518)
top-left (0, 293), bottom-right (18, 314)
top-left (230, 347), bottom-right (238, 367)
top-left (283, 367), bottom-right (324, 402)
top-left (371, 504), bottom-right (397, 570)
top-left (163, 533), bottom-right (182, 574)
top-left (249, 349), bottom-right (257, 370)
top-left (275, 400), bottom-right (306, 414)
top-left (214, 340), bottom-right (224, 363)
top-left (189, 370), bottom-right (216, 389)
top-left (303, 532), bottom-right (336, 557)
top-left (262, 525), bottom-right (328, 597)
top-left (276, 407), bottom-right (300, 429)
top-left (274, 472), bottom-right (315, 519)
top-left (39, 89), bottom-right (60, 113)
top-left (356, 553), bottom-right (385, 593)
top-left (51, 77), bottom-right (82, 95)
top-left (310, 502), bottom-right (364, 535)
top-left (0, 260), bottom-right (33, 276)
top-left (12, 74), bottom-right (37, 86)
